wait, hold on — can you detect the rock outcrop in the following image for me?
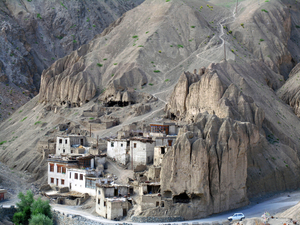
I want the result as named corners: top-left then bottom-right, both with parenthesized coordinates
top-left (158, 113), bottom-right (260, 219)
top-left (166, 70), bottom-right (265, 128)
top-left (277, 63), bottom-right (300, 117)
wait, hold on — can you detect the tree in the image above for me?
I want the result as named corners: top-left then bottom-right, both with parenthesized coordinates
top-left (29, 214), bottom-right (53, 225)
top-left (13, 190), bottom-right (34, 225)
top-left (31, 197), bottom-right (52, 219)
top-left (13, 190), bottom-right (53, 225)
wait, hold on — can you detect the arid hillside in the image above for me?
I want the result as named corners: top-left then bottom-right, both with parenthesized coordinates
top-left (0, 0), bottom-right (144, 122)
top-left (1, 0), bottom-right (300, 220)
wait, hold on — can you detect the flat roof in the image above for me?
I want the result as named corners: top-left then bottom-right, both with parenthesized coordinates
top-left (0, 189), bottom-right (7, 193)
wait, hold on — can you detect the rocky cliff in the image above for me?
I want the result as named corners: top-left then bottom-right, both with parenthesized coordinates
top-left (0, 0), bottom-right (144, 121)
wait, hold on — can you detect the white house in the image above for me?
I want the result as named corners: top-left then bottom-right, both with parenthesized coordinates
top-left (56, 135), bottom-right (87, 155)
top-left (130, 137), bottom-right (155, 168)
top-left (47, 155), bottom-right (110, 196)
top-left (107, 139), bottom-right (130, 165)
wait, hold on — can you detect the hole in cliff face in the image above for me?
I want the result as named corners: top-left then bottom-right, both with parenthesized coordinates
top-left (191, 193), bottom-right (202, 203)
top-left (173, 192), bottom-right (190, 203)
top-left (105, 101), bottom-right (134, 107)
top-left (164, 191), bottom-right (172, 198)
top-left (170, 113), bottom-right (176, 120)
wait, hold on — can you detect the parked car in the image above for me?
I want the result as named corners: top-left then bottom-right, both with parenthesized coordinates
top-left (228, 213), bottom-right (245, 221)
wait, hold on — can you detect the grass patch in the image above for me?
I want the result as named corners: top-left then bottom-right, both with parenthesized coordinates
top-left (0, 141), bottom-right (7, 146)
top-left (260, 39), bottom-right (264, 42)
top-left (165, 79), bottom-right (170, 82)
top-left (170, 45), bottom-right (173, 47)
top-left (114, 63), bottom-right (118, 65)
top-left (138, 45), bottom-right (144, 47)
top-left (89, 117), bottom-right (94, 120)
top-left (35, 121), bottom-right (42, 125)
top-left (149, 83), bottom-right (154, 86)
top-left (21, 117), bottom-right (27, 122)
top-left (154, 70), bottom-right (161, 73)
top-left (103, 58), bottom-right (107, 61)
top-left (97, 63), bottom-right (103, 67)
top-left (177, 44), bottom-right (184, 48)
top-left (261, 9), bottom-right (268, 13)
top-left (37, 14), bottom-right (42, 19)
top-left (191, 26), bottom-right (195, 28)
top-left (73, 40), bottom-right (77, 43)
top-left (111, 74), bottom-right (114, 77)
top-left (132, 35), bottom-right (138, 38)
top-left (146, 31), bottom-right (149, 34)
top-left (166, 0), bottom-right (170, 2)
top-left (61, 2), bottom-right (67, 9)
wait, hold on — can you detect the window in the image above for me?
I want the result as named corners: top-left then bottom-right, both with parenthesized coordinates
top-left (98, 190), bottom-right (101, 195)
top-left (63, 149), bottom-right (65, 153)
top-left (70, 173), bottom-right (71, 178)
top-left (49, 164), bottom-right (54, 172)
top-left (65, 139), bottom-right (68, 144)
top-left (134, 143), bottom-right (137, 148)
top-left (98, 199), bottom-right (100, 204)
top-left (104, 201), bottom-right (106, 207)
top-left (80, 174), bottom-right (83, 180)
top-left (57, 165), bottom-right (62, 173)
top-left (61, 179), bottom-right (65, 185)
top-left (121, 143), bottom-right (123, 147)
top-left (51, 178), bottom-right (54, 183)
top-left (111, 142), bottom-right (114, 147)
top-left (75, 173), bottom-right (78, 179)
top-left (59, 139), bottom-right (62, 144)
top-left (62, 167), bottom-right (66, 174)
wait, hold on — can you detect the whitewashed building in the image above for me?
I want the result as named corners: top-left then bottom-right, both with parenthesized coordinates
top-left (107, 139), bottom-right (130, 165)
top-left (130, 137), bottom-right (155, 168)
top-left (56, 135), bottom-right (87, 155)
top-left (47, 155), bottom-right (110, 196)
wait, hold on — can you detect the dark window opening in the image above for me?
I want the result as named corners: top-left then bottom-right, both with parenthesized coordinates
top-left (161, 201), bottom-right (164, 207)
top-left (75, 173), bottom-right (78, 179)
top-left (123, 208), bottom-right (127, 217)
top-left (59, 139), bottom-right (62, 144)
top-left (127, 141), bottom-right (130, 147)
top-left (168, 140), bottom-right (173, 146)
top-left (98, 199), bottom-right (100, 204)
top-left (81, 139), bottom-right (84, 146)
top-left (173, 192), bottom-right (190, 204)
top-left (121, 143), bottom-right (123, 147)
top-left (170, 113), bottom-right (176, 120)
top-left (65, 139), bottom-right (68, 144)
top-left (80, 174), bottom-right (83, 180)
top-left (156, 201), bottom-right (159, 207)
top-left (161, 147), bottom-right (165, 154)
top-left (111, 142), bottom-right (114, 147)
top-left (147, 185), bottom-right (160, 194)
top-left (104, 201), bottom-right (106, 207)
top-left (134, 143), bottom-right (137, 148)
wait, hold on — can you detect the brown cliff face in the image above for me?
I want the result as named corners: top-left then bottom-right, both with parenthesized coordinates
top-left (159, 114), bottom-right (259, 219)
top-left (0, 0), bottom-right (144, 121)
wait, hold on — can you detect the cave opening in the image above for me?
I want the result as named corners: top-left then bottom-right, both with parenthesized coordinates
top-left (170, 113), bottom-right (176, 120)
top-left (173, 192), bottom-right (191, 203)
top-left (105, 101), bottom-right (134, 107)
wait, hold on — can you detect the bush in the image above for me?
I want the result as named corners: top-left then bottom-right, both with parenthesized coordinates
top-left (177, 44), bottom-right (184, 48)
top-left (190, 26), bottom-right (195, 28)
top-left (261, 9), bottom-right (268, 13)
top-left (154, 70), bottom-right (161, 73)
top-left (13, 191), bottom-right (52, 225)
top-left (97, 63), bottom-right (103, 67)
top-left (260, 39), bottom-right (264, 42)
top-left (29, 214), bottom-right (52, 225)
top-left (132, 35), bottom-right (138, 38)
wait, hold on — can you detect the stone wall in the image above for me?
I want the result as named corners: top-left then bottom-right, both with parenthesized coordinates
top-left (131, 216), bottom-right (184, 223)
top-left (0, 205), bottom-right (17, 221)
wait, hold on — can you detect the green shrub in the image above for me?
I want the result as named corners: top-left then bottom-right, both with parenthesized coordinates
top-left (21, 117), bottom-right (27, 122)
top-left (165, 79), bottom-right (170, 82)
top-left (103, 58), bottom-right (107, 61)
top-left (0, 141), bottom-right (7, 146)
top-left (229, 30), bottom-right (232, 34)
top-left (89, 118), bottom-right (94, 120)
top-left (166, 0), bottom-right (170, 2)
top-left (260, 39), bottom-right (264, 42)
top-left (231, 49), bottom-right (235, 53)
top-left (177, 44), bottom-right (184, 48)
top-left (146, 31), bottom-right (149, 34)
top-left (296, 25), bottom-right (300, 28)
top-left (111, 74), bottom-right (114, 77)
top-left (61, 3), bottom-right (67, 9)
top-left (261, 9), bottom-right (268, 13)
top-left (158, 50), bottom-right (162, 53)
top-left (138, 45), bottom-right (144, 47)
top-left (149, 83), bottom-right (154, 86)
top-left (73, 40), bottom-right (77, 43)
top-left (170, 45), bottom-right (173, 47)
top-left (241, 23), bottom-right (244, 28)
top-left (190, 26), bottom-right (195, 28)
top-left (154, 70), bottom-right (161, 73)
top-left (97, 63), bottom-right (103, 67)
top-left (34, 121), bottom-right (42, 125)
top-left (37, 14), bottom-right (42, 19)
top-left (132, 35), bottom-right (138, 38)
top-left (114, 63), bottom-right (118, 65)
top-left (29, 214), bottom-right (53, 225)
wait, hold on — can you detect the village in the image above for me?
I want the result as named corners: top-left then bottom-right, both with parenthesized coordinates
top-left (38, 121), bottom-right (180, 221)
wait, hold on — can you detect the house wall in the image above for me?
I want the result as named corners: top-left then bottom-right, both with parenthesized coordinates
top-left (155, 137), bottom-right (175, 147)
top-left (96, 187), bottom-right (107, 218)
top-left (68, 169), bottom-right (97, 196)
top-left (56, 136), bottom-right (86, 155)
top-left (107, 201), bottom-right (129, 220)
top-left (140, 195), bottom-right (162, 210)
top-left (48, 162), bottom-right (68, 187)
top-left (169, 125), bottom-right (177, 135)
top-left (131, 141), bottom-right (155, 168)
top-left (107, 140), bottom-right (129, 165)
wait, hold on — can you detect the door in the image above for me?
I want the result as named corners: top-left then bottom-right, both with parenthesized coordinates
top-left (81, 139), bottom-right (84, 145)
top-left (168, 140), bottom-right (172, 146)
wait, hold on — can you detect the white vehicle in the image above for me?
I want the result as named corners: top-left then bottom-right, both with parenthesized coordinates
top-left (228, 213), bottom-right (245, 221)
